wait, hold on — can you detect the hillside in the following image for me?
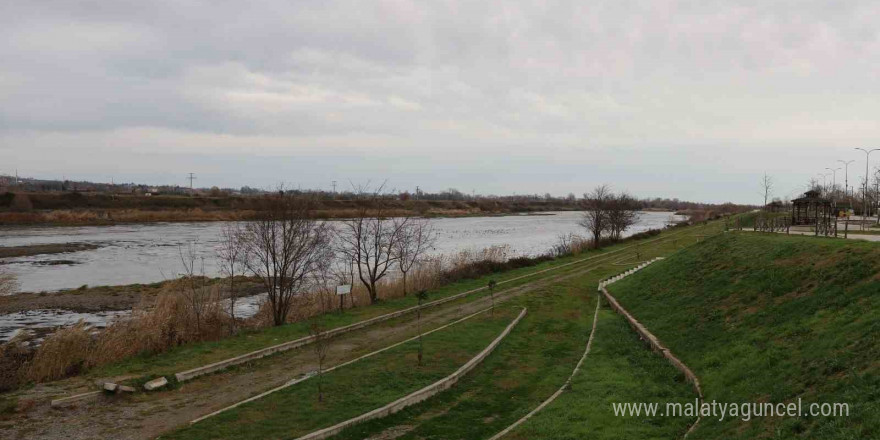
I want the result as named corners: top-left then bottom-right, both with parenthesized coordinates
top-left (607, 232), bottom-right (878, 439)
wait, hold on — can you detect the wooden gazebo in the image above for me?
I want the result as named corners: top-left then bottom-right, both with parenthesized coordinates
top-left (791, 190), bottom-right (833, 226)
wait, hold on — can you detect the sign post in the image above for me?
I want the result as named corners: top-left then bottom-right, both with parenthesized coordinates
top-left (336, 284), bottom-right (351, 312)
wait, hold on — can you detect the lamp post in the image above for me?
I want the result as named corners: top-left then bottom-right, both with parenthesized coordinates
top-left (854, 148), bottom-right (880, 222)
top-left (817, 173), bottom-right (830, 196)
top-left (838, 160), bottom-right (854, 200)
top-left (825, 167), bottom-right (840, 205)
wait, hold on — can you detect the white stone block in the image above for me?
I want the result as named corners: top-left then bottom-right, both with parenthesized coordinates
top-left (144, 377), bottom-right (168, 391)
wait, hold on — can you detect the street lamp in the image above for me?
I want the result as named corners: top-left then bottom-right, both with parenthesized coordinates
top-left (854, 148), bottom-right (880, 222)
top-left (817, 173), bottom-right (830, 196)
top-left (825, 167), bottom-right (840, 204)
top-left (838, 160), bottom-right (855, 199)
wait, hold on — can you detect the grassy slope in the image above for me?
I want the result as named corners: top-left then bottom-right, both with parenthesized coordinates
top-left (506, 308), bottom-right (696, 440)
top-left (320, 223), bottom-right (720, 440)
top-left (91, 224), bottom-right (704, 380)
top-left (327, 269), bottom-right (599, 440)
top-left (608, 232), bottom-right (879, 439)
top-left (163, 307), bottom-right (520, 440)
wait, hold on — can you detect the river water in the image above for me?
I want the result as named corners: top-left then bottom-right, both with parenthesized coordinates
top-left (0, 211), bottom-right (682, 340)
top-left (0, 211), bottom-right (681, 293)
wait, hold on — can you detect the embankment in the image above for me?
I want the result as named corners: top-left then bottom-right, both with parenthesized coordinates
top-left (607, 232), bottom-right (879, 439)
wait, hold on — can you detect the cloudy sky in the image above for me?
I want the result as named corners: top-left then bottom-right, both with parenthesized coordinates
top-left (2, 1), bottom-right (879, 203)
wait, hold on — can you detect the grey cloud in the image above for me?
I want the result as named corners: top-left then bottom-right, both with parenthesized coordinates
top-left (2, 1), bottom-right (880, 202)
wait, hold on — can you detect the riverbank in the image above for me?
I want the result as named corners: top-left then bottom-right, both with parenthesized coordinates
top-left (0, 192), bottom-right (583, 226)
top-left (0, 277), bottom-right (264, 314)
top-left (0, 221), bottom-right (718, 439)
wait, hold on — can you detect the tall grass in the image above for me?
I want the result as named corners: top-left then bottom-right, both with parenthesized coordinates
top-left (23, 280), bottom-right (231, 383)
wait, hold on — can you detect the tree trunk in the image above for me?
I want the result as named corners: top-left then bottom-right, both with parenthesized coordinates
top-left (368, 281), bottom-right (378, 304)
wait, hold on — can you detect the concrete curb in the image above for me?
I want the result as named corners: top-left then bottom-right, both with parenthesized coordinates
top-left (599, 260), bottom-right (704, 438)
top-left (50, 390), bottom-right (102, 408)
top-left (487, 292), bottom-right (602, 440)
top-left (174, 230), bottom-right (685, 383)
top-left (293, 307), bottom-right (528, 440)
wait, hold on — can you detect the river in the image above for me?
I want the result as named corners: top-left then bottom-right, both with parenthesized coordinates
top-left (0, 211), bottom-right (682, 293)
top-left (0, 211), bottom-right (682, 340)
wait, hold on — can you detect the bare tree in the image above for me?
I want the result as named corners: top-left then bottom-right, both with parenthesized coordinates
top-left (392, 217), bottom-right (436, 296)
top-left (761, 173), bottom-right (774, 207)
top-left (217, 222), bottom-right (245, 333)
top-left (240, 193), bottom-right (333, 326)
top-left (336, 187), bottom-right (408, 304)
top-left (606, 192), bottom-right (641, 240)
top-left (579, 185), bottom-right (613, 248)
top-left (309, 321), bottom-right (329, 402)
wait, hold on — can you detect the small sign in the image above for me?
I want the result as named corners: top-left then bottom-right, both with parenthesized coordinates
top-left (336, 284), bottom-right (351, 295)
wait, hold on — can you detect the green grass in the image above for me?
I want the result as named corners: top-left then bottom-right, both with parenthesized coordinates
top-left (89, 222), bottom-right (712, 380)
top-left (327, 270), bottom-right (602, 440)
top-left (506, 308), bottom-right (697, 440)
top-left (162, 307), bottom-right (521, 440)
top-left (608, 232), bottom-right (879, 439)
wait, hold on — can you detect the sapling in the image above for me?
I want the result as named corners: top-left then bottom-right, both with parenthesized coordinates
top-left (487, 279), bottom-right (497, 316)
top-left (309, 321), bottom-right (329, 402)
top-left (416, 289), bottom-right (428, 366)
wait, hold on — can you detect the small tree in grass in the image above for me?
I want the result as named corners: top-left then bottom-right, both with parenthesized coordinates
top-left (309, 321), bottom-right (329, 402)
top-left (487, 280), bottom-right (497, 316)
top-left (416, 289), bottom-right (428, 366)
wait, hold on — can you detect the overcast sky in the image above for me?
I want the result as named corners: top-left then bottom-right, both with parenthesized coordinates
top-left (2, 1), bottom-right (879, 203)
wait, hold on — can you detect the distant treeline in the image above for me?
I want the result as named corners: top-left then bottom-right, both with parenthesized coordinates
top-left (0, 189), bottom-right (753, 225)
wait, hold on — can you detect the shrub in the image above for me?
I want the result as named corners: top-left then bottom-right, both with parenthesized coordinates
top-left (0, 336), bottom-right (33, 392)
top-left (27, 322), bottom-right (92, 383)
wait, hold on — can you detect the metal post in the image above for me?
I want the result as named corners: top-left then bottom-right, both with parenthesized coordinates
top-left (826, 167), bottom-right (840, 206)
top-left (838, 159), bottom-right (854, 208)
top-left (855, 148), bottom-right (880, 225)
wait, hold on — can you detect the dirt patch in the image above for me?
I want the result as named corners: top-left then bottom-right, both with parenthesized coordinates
top-left (365, 425), bottom-right (416, 440)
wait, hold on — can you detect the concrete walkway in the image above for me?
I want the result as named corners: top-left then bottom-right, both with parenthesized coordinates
top-left (741, 228), bottom-right (880, 242)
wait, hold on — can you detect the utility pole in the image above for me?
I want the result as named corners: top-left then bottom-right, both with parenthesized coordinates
top-left (331, 180), bottom-right (337, 194)
top-left (855, 148), bottom-right (880, 223)
top-left (415, 186), bottom-right (420, 200)
top-left (188, 173), bottom-right (196, 191)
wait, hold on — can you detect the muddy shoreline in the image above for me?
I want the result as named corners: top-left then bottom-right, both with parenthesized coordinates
top-left (0, 277), bottom-right (264, 314)
top-left (0, 243), bottom-right (101, 259)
